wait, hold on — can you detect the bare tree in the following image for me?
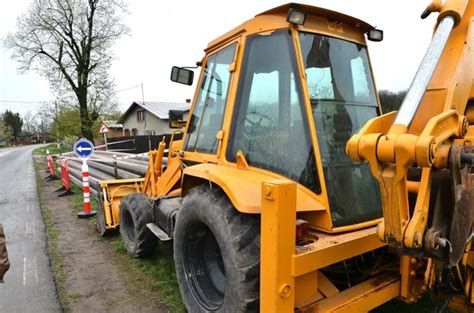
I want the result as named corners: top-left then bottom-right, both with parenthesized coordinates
top-left (37, 103), bottom-right (55, 141)
top-left (4, 0), bottom-right (129, 141)
top-left (22, 111), bottom-right (39, 135)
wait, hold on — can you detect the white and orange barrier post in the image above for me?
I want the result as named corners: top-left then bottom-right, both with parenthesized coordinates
top-left (77, 159), bottom-right (97, 218)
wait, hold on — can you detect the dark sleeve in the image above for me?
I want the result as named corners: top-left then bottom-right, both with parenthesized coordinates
top-left (0, 224), bottom-right (10, 283)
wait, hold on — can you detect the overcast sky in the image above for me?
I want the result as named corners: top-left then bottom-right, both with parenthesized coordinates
top-left (0, 0), bottom-right (437, 116)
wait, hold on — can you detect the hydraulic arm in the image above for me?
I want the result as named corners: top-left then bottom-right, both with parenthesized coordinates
top-left (347, 0), bottom-right (474, 302)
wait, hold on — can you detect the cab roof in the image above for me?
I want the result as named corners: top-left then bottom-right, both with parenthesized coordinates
top-left (258, 3), bottom-right (374, 32)
top-left (206, 2), bottom-right (375, 51)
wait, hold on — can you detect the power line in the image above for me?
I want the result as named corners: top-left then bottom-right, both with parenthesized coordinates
top-left (0, 99), bottom-right (50, 104)
top-left (116, 84), bottom-right (141, 93)
top-left (0, 105), bottom-right (41, 108)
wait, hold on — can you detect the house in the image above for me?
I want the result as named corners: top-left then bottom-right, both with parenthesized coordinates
top-left (118, 101), bottom-right (191, 136)
top-left (100, 120), bottom-right (123, 138)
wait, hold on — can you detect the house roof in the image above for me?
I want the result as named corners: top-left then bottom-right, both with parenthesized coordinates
top-left (101, 120), bottom-right (123, 129)
top-left (118, 101), bottom-right (191, 123)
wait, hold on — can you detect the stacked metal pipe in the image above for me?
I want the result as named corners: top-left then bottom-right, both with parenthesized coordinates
top-left (58, 150), bottom-right (150, 199)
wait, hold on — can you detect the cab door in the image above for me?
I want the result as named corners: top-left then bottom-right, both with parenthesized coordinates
top-left (183, 41), bottom-right (238, 161)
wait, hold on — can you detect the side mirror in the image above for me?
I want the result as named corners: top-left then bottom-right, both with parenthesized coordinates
top-left (170, 66), bottom-right (194, 85)
top-left (169, 110), bottom-right (187, 129)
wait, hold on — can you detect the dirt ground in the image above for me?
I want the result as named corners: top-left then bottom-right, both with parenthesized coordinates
top-left (35, 156), bottom-right (170, 313)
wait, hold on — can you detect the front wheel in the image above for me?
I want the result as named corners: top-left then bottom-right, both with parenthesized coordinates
top-left (174, 185), bottom-right (260, 312)
top-left (119, 193), bottom-right (156, 257)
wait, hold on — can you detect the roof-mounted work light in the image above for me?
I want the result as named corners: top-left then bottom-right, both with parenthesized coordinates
top-left (368, 29), bottom-right (384, 42)
top-left (287, 8), bottom-right (307, 26)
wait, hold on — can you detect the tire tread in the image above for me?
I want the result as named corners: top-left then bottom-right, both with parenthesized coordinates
top-left (174, 185), bottom-right (260, 312)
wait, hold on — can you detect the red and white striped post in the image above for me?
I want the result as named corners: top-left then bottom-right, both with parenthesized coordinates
top-left (77, 159), bottom-right (97, 218)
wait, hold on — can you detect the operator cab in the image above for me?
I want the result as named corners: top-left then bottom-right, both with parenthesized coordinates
top-left (171, 3), bottom-right (384, 232)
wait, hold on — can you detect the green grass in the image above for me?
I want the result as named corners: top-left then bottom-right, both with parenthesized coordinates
top-left (34, 159), bottom-right (69, 312)
top-left (110, 237), bottom-right (185, 312)
top-left (34, 143), bottom-right (70, 155)
top-left (68, 292), bottom-right (82, 303)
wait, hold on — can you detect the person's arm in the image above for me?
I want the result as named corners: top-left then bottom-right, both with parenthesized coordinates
top-left (0, 224), bottom-right (10, 282)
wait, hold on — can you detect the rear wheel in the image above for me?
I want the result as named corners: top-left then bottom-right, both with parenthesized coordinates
top-left (119, 193), bottom-right (156, 257)
top-left (95, 190), bottom-right (108, 236)
top-left (92, 182), bottom-right (108, 236)
top-left (174, 185), bottom-right (260, 312)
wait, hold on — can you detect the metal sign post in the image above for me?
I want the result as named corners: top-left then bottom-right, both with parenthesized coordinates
top-left (73, 139), bottom-right (97, 219)
top-left (99, 124), bottom-right (110, 151)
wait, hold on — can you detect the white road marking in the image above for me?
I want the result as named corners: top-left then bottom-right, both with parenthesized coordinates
top-left (25, 222), bottom-right (36, 238)
top-left (23, 257), bottom-right (26, 285)
top-left (26, 203), bottom-right (31, 213)
top-left (23, 256), bottom-right (39, 286)
top-left (34, 257), bottom-right (39, 284)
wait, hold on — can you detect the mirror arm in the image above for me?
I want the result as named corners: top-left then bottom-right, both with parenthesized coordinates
top-left (182, 61), bottom-right (202, 70)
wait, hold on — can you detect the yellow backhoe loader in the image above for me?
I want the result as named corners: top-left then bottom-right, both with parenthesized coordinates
top-left (96, 1), bottom-right (474, 311)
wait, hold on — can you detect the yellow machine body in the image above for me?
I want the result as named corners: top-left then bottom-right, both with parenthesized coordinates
top-left (98, 178), bottom-right (144, 231)
top-left (179, 4), bottom-right (383, 234)
top-left (97, 1), bottom-right (474, 311)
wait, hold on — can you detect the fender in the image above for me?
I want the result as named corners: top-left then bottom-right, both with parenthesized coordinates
top-left (182, 163), bottom-right (326, 214)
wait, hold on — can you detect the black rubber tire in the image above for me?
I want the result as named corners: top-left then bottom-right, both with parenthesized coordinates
top-left (91, 181), bottom-right (107, 236)
top-left (95, 188), bottom-right (108, 236)
top-left (119, 193), bottom-right (156, 258)
top-left (174, 185), bottom-right (260, 312)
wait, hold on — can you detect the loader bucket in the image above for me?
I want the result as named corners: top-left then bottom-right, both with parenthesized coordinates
top-left (96, 178), bottom-right (144, 236)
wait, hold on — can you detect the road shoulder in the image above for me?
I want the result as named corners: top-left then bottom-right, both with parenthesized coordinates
top-left (34, 155), bottom-right (172, 313)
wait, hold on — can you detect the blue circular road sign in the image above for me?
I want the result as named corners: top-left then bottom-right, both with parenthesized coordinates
top-left (73, 139), bottom-right (95, 159)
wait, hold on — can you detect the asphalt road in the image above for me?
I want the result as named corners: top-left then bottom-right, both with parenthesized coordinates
top-left (0, 145), bottom-right (60, 312)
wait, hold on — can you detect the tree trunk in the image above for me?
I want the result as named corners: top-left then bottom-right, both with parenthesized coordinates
top-left (77, 87), bottom-right (94, 142)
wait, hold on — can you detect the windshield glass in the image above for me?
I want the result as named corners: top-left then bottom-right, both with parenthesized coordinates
top-left (299, 31), bottom-right (382, 227)
top-left (227, 30), bottom-right (321, 194)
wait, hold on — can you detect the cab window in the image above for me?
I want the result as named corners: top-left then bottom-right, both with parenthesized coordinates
top-left (299, 31), bottom-right (381, 226)
top-left (184, 43), bottom-right (236, 154)
top-left (227, 30), bottom-right (321, 194)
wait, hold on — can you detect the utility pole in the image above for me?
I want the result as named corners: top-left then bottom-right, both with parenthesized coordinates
top-left (141, 83), bottom-right (147, 135)
top-left (56, 72), bottom-right (63, 148)
top-left (55, 100), bottom-right (59, 148)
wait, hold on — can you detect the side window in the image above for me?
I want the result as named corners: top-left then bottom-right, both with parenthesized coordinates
top-left (351, 57), bottom-right (371, 102)
top-left (299, 32), bottom-right (376, 105)
top-left (184, 43), bottom-right (237, 154)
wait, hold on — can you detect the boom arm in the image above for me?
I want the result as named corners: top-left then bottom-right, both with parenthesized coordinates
top-left (347, 0), bottom-right (474, 258)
